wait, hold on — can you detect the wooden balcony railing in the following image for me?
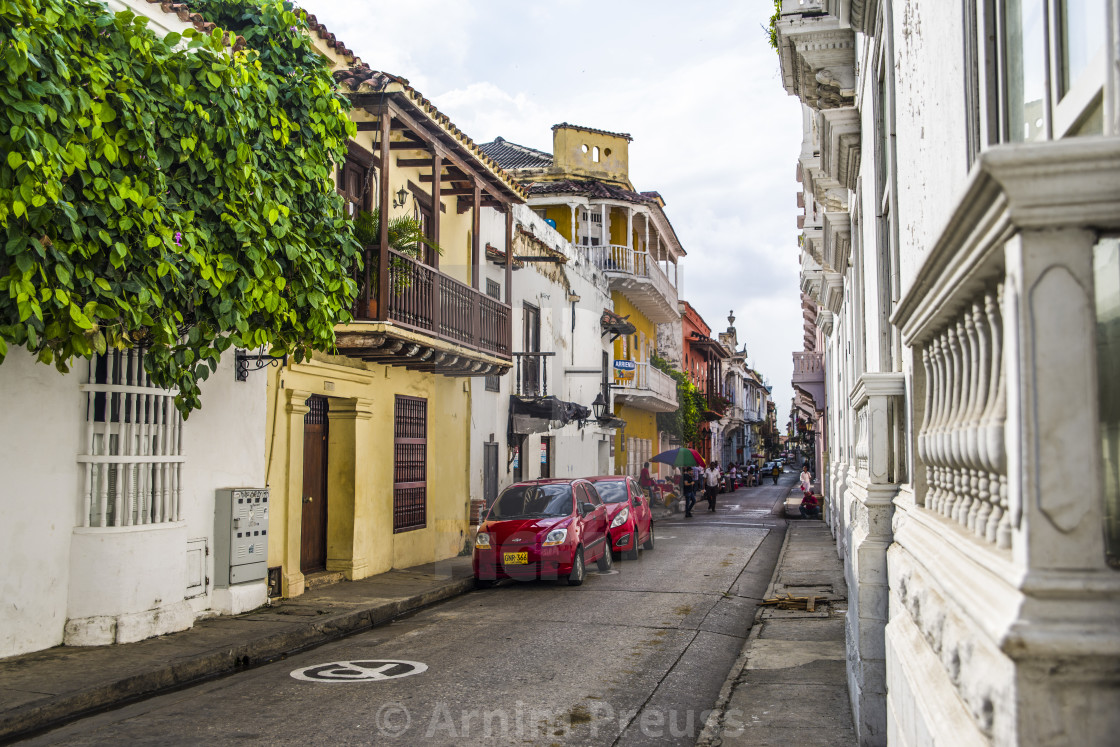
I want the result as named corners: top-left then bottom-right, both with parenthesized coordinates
top-left (353, 246), bottom-right (511, 360)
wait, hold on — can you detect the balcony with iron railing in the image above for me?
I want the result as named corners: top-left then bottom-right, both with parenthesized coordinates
top-left (588, 244), bottom-right (679, 323)
top-left (613, 361), bottom-right (678, 413)
top-left (512, 352), bottom-right (555, 398)
top-left (334, 246), bottom-right (512, 376)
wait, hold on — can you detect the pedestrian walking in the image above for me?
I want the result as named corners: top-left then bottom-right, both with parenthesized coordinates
top-left (728, 464), bottom-right (738, 492)
top-left (682, 468), bottom-right (697, 518)
top-left (800, 464), bottom-right (812, 495)
top-left (704, 461), bottom-right (722, 512)
top-left (771, 462), bottom-right (781, 484)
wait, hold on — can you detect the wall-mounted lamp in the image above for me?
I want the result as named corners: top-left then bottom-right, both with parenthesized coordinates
top-left (392, 186), bottom-right (409, 208)
top-left (592, 392), bottom-right (607, 421)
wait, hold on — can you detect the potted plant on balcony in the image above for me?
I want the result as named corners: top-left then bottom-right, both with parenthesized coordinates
top-left (352, 208), bottom-right (442, 294)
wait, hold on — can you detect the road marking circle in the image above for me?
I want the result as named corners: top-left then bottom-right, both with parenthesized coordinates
top-left (290, 659), bottom-right (428, 683)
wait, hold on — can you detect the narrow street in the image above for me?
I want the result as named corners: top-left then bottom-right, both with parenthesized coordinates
top-left (25, 476), bottom-right (796, 746)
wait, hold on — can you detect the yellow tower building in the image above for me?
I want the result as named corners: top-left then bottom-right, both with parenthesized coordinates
top-left (481, 124), bottom-right (685, 477)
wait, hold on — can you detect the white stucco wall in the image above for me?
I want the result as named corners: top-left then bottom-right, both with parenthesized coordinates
top-left (0, 350), bottom-right (83, 656)
top-left (470, 205), bottom-right (615, 507)
top-left (0, 350), bottom-right (266, 656)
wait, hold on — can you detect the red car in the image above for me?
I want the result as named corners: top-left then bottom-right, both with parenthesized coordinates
top-left (586, 475), bottom-right (654, 560)
top-left (473, 478), bottom-right (612, 587)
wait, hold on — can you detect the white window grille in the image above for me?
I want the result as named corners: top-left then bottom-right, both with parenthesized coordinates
top-left (78, 348), bottom-right (184, 528)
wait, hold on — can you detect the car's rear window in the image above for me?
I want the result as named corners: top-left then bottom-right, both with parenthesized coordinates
top-left (487, 484), bottom-right (573, 520)
top-left (592, 480), bottom-right (628, 504)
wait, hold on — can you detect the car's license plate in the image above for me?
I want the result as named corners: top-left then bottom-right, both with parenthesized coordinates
top-left (503, 552), bottom-right (528, 564)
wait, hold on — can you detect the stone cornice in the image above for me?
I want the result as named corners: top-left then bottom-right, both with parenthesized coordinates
top-left (893, 138), bottom-right (1120, 345)
top-left (777, 8), bottom-right (857, 111)
top-left (849, 371), bottom-right (906, 411)
top-left (816, 309), bottom-right (835, 336)
top-left (822, 270), bottom-right (845, 314)
top-left (822, 211), bottom-right (852, 272)
top-left (801, 254), bottom-right (824, 302)
top-left (820, 106), bottom-right (862, 191)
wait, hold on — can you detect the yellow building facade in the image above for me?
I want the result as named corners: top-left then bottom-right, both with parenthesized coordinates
top-left (480, 124), bottom-right (685, 480)
top-left (265, 26), bottom-right (525, 597)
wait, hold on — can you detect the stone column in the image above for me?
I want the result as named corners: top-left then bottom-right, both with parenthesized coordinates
top-left (282, 389), bottom-right (312, 597)
top-left (845, 372), bottom-right (905, 746)
top-left (325, 397), bottom-right (376, 580)
top-left (1002, 227), bottom-right (1120, 744)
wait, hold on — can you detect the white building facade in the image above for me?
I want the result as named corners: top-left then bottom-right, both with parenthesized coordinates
top-left (0, 347), bottom-right (267, 657)
top-left (469, 203), bottom-right (616, 510)
top-left (776, 0), bottom-right (1120, 745)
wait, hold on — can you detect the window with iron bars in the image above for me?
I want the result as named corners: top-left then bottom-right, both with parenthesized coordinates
top-left (393, 395), bottom-right (427, 532)
top-left (79, 348), bottom-right (184, 528)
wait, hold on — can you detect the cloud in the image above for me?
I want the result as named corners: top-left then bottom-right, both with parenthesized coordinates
top-left (296, 0), bottom-right (805, 425)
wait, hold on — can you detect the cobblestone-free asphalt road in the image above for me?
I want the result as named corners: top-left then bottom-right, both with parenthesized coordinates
top-left (27, 475), bottom-right (796, 747)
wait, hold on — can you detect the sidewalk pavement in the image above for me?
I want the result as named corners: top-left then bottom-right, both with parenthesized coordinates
top-left (698, 494), bottom-right (857, 746)
top-left (0, 556), bottom-right (475, 743)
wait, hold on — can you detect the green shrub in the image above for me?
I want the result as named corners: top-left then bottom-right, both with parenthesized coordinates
top-left (0, 0), bottom-right (360, 413)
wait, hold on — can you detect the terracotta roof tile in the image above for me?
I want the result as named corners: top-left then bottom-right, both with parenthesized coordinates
top-left (333, 64), bottom-right (527, 201)
top-left (146, 1), bottom-right (246, 50)
top-left (522, 178), bottom-right (654, 205)
top-left (478, 137), bottom-right (553, 171)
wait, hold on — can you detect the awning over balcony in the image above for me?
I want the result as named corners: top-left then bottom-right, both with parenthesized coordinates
top-left (508, 395), bottom-right (592, 439)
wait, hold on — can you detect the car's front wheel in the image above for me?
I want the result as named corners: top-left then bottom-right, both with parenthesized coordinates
top-left (624, 531), bottom-right (640, 561)
top-left (643, 522), bottom-right (655, 550)
top-left (597, 541), bottom-right (614, 571)
top-left (566, 547), bottom-right (585, 586)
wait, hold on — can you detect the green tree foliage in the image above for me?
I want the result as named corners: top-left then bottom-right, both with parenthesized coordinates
top-left (652, 353), bottom-right (706, 446)
top-left (0, 0), bottom-right (360, 413)
top-left (767, 0), bottom-right (782, 49)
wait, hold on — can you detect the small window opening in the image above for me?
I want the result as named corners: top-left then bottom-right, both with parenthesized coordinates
top-left (592, 146), bottom-right (600, 162)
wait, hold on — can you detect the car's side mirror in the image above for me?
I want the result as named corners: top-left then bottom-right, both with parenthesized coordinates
top-left (580, 502), bottom-right (595, 516)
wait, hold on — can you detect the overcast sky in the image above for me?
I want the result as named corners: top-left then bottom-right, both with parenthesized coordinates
top-left (298, 0), bottom-right (804, 425)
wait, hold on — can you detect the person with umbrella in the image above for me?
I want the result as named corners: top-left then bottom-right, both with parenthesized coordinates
top-left (681, 467), bottom-right (697, 517)
top-left (650, 447), bottom-right (706, 516)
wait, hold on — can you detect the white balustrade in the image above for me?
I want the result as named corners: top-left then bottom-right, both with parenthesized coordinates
top-left (590, 244), bottom-right (677, 307)
top-left (916, 285), bottom-right (1010, 548)
top-left (613, 361), bottom-right (678, 405)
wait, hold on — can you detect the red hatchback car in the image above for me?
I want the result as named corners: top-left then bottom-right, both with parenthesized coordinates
top-left (474, 479), bottom-right (612, 587)
top-left (587, 475), bottom-right (654, 560)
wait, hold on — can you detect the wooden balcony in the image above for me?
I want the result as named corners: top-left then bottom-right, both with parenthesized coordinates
top-left (335, 246), bottom-right (512, 376)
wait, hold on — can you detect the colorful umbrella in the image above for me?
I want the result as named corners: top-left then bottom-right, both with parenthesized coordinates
top-left (650, 447), bottom-right (706, 468)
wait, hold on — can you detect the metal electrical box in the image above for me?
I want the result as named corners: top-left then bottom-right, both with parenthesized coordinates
top-left (214, 488), bottom-right (270, 588)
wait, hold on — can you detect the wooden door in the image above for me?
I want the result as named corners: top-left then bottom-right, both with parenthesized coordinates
top-left (300, 395), bottom-right (329, 573)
